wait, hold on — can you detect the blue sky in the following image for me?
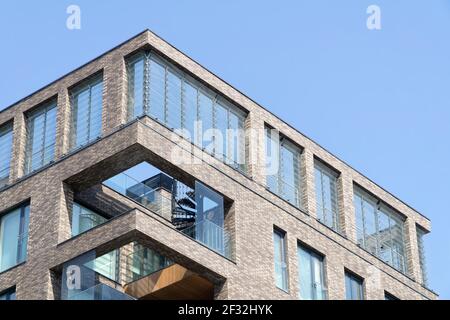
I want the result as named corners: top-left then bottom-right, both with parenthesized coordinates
top-left (0, 0), bottom-right (449, 298)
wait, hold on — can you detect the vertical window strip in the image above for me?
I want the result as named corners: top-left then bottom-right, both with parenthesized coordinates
top-left (266, 131), bottom-right (302, 208)
top-left (315, 162), bottom-right (339, 232)
top-left (70, 75), bottom-right (103, 150)
top-left (273, 229), bottom-right (288, 291)
top-left (0, 123), bottom-right (13, 187)
top-left (127, 52), bottom-right (246, 172)
top-left (354, 187), bottom-right (407, 274)
top-left (25, 102), bottom-right (57, 174)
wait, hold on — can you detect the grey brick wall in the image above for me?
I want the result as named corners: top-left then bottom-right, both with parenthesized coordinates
top-left (0, 30), bottom-right (436, 300)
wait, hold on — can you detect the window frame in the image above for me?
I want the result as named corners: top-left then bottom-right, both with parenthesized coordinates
top-left (0, 122), bottom-right (14, 188)
top-left (265, 127), bottom-right (303, 209)
top-left (314, 159), bottom-right (340, 232)
top-left (273, 227), bottom-right (289, 292)
top-left (297, 243), bottom-right (327, 300)
top-left (345, 270), bottom-right (364, 300)
top-left (71, 202), bottom-right (109, 237)
top-left (0, 202), bottom-right (30, 273)
top-left (24, 99), bottom-right (57, 174)
top-left (353, 185), bottom-right (407, 274)
top-left (69, 73), bottom-right (104, 150)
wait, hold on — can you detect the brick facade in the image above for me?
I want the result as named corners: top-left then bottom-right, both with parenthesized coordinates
top-left (0, 30), bottom-right (436, 300)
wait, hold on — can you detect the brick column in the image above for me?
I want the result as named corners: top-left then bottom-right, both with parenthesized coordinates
top-left (245, 111), bottom-right (266, 185)
top-left (10, 113), bottom-right (27, 181)
top-left (19, 175), bottom-right (67, 299)
top-left (404, 219), bottom-right (421, 281)
top-left (102, 53), bottom-right (127, 136)
top-left (55, 88), bottom-right (71, 157)
top-left (301, 148), bottom-right (316, 216)
top-left (338, 173), bottom-right (356, 241)
top-left (325, 257), bottom-right (346, 300)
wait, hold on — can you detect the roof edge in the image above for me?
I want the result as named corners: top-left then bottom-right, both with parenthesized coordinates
top-left (0, 28), bottom-right (431, 223)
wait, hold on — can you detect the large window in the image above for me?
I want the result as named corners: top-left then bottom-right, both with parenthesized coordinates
top-left (314, 160), bottom-right (340, 232)
top-left (25, 101), bottom-right (57, 174)
top-left (345, 271), bottom-right (364, 300)
top-left (273, 228), bottom-right (288, 291)
top-left (127, 52), bottom-right (246, 172)
top-left (297, 244), bottom-right (326, 300)
top-left (70, 75), bottom-right (103, 150)
top-left (266, 128), bottom-right (301, 208)
top-left (354, 186), bottom-right (407, 273)
top-left (0, 203), bottom-right (30, 272)
top-left (0, 122), bottom-right (13, 188)
top-left (416, 227), bottom-right (428, 286)
top-left (71, 203), bottom-right (108, 237)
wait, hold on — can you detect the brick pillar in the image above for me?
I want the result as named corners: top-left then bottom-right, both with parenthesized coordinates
top-left (10, 113), bottom-right (26, 181)
top-left (57, 183), bottom-right (74, 244)
top-left (102, 53), bottom-right (127, 136)
top-left (245, 111), bottom-right (266, 185)
top-left (19, 175), bottom-right (67, 299)
top-left (338, 173), bottom-right (356, 241)
top-left (301, 148), bottom-right (316, 216)
top-left (404, 219), bottom-right (421, 281)
top-left (119, 242), bottom-right (135, 285)
top-left (287, 233), bottom-right (299, 298)
top-left (55, 88), bottom-right (71, 157)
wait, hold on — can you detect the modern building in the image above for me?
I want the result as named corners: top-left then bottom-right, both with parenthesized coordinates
top-left (0, 30), bottom-right (436, 300)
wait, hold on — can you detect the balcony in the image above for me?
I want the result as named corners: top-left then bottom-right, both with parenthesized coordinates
top-left (102, 162), bottom-right (233, 260)
top-left (61, 242), bottom-right (215, 300)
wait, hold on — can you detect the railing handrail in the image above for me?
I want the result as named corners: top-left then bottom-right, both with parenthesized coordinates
top-left (68, 283), bottom-right (135, 300)
top-left (104, 171), bottom-right (173, 203)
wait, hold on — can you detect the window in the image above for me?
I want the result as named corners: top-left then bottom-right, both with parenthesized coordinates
top-left (314, 160), bottom-right (340, 231)
top-left (0, 203), bottom-right (30, 272)
top-left (0, 287), bottom-right (16, 300)
top-left (416, 227), bottom-right (428, 286)
top-left (297, 244), bottom-right (326, 300)
top-left (266, 128), bottom-right (301, 208)
top-left (71, 203), bottom-right (108, 237)
top-left (0, 122), bottom-right (13, 188)
top-left (345, 271), bottom-right (364, 300)
top-left (354, 186), bottom-right (407, 273)
top-left (384, 291), bottom-right (399, 300)
top-left (25, 101), bottom-right (57, 174)
top-left (127, 52), bottom-right (246, 172)
top-left (70, 75), bottom-right (103, 150)
top-left (273, 228), bottom-right (288, 291)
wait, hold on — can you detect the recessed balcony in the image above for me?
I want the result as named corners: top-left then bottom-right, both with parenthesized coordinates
top-left (61, 242), bottom-right (216, 300)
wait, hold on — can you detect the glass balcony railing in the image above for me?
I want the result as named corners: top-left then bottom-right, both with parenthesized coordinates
top-left (104, 171), bottom-right (172, 218)
top-left (267, 175), bottom-right (300, 208)
top-left (69, 283), bottom-right (135, 300)
top-left (357, 228), bottom-right (407, 274)
top-left (181, 219), bottom-right (231, 259)
top-left (123, 246), bottom-right (173, 284)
